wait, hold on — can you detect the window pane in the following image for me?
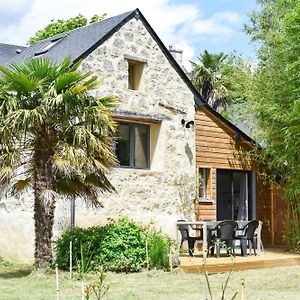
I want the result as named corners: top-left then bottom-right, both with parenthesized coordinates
top-left (199, 168), bottom-right (207, 198)
top-left (116, 125), bottom-right (130, 166)
top-left (134, 126), bottom-right (148, 168)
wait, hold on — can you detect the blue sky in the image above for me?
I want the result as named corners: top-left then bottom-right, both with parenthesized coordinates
top-left (0, 0), bottom-right (258, 68)
top-left (182, 0), bottom-right (258, 59)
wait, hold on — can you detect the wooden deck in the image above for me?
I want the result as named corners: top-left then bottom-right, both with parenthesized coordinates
top-left (180, 248), bottom-right (300, 274)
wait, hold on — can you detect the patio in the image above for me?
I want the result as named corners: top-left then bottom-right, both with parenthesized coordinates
top-left (180, 248), bottom-right (300, 274)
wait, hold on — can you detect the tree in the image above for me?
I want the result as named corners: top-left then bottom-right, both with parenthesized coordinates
top-left (246, 0), bottom-right (300, 247)
top-left (28, 13), bottom-right (106, 45)
top-left (189, 50), bottom-right (252, 113)
top-left (190, 50), bottom-right (228, 111)
top-left (0, 57), bottom-right (117, 267)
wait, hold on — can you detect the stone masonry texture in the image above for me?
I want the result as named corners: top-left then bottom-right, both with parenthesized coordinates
top-left (0, 18), bottom-right (196, 261)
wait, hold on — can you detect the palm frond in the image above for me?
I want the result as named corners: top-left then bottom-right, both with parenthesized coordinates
top-left (55, 56), bottom-right (72, 75)
top-left (0, 166), bottom-right (13, 186)
top-left (0, 56), bottom-right (118, 205)
top-left (12, 178), bottom-right (31, 194)
top-left (5, 107), bottom-right (45, 133)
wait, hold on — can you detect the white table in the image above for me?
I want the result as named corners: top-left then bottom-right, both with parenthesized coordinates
top-left (176, 220), bottom-right (263, 256)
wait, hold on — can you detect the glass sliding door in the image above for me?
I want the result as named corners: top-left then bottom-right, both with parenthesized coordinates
top-left (217, 169), bottom-right (253, 221)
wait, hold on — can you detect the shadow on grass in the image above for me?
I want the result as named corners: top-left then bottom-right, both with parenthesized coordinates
top-left (0, 266), bottom-right (33, 279)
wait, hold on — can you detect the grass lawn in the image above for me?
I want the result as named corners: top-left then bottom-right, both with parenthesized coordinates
top-left (0, 261), bottom-right (299, 299)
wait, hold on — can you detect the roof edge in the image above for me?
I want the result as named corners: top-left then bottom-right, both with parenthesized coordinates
top-left (202, 104), bottom-right (259, 146)
top-left (70, 8), bottom-right (258, 147)
top-left (73, 10), bottom-right (136, 64)
top-left (135, 9), bottom-right (206, 107)
top-left (135, 9), bottom-right (257, 145)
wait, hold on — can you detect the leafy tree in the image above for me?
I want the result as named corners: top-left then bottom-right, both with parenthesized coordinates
top-left (190, 50), bottom-right (228, 111)
top-left (28, 13), bottom-right (106, 45)
top-left (189, 51), bottom-right (252, 113)
top-left (0, 57), bottom-right (117, 267)
top-left (246, 0), bottom-right (300, 247)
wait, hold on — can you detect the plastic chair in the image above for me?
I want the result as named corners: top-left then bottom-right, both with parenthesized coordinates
top-left (234, 220), bottom-right (259, 256)
top-left (177, 220), bottom-right (203, 257)
top-left (211, 220), bottom-right (238, 258)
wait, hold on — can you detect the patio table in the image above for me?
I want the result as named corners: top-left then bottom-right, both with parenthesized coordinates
top-left (176, 220), bottom-right (263, 257)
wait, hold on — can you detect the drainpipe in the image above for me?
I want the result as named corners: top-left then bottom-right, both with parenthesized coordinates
top-left (70, 198), bottom-right (75, 228)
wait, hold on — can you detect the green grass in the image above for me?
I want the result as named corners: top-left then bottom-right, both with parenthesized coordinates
top-left (0, 261), bottom-right (299, 299)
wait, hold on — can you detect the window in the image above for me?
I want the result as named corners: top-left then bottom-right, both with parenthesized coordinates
top-left (35, 37), bottom-right (63, 56)
top-left (199, 168), bottom-right (210, 199)
top-left (116, 123), bottom-right (150, 168)
top-left (128, 60), bottom-right (144, 90)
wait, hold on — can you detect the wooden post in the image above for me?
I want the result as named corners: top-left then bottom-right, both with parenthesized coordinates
top-left (69, 241), bottom-right (73, 279)
top-left (241, 278), bottom-right (245, 300)
top-left (55, 264), bottom-right (60, 300)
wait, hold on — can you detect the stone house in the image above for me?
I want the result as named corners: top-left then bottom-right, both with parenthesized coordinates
top-left (0, 9), bottom-right (286, 261)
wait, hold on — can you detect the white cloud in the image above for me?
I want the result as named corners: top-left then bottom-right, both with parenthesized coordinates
top-left (187, 11), bottom-right (241, 42)
top-left (0, 0), bottom-right (244, 68)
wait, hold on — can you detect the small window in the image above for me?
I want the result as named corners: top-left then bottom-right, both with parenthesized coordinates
top-left (35, 37), bottom-right (63, 56)
top-left (116, 122), bottom-right (150, 169)
top-left (199, 168), bottom-right (210, 199)
top-left (128, 60), bottom-right (144, 90)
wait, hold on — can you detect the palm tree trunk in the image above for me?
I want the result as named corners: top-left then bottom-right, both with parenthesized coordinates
top-left (34, 191), bottom-right (55, 267)
top-left (33, 124), bottom-right (56, 268)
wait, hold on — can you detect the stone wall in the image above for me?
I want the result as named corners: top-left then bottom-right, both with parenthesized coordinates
top-left (72, 17), bottom-right (196, 236)
top-left (0, 17), bottom-right (196, 262)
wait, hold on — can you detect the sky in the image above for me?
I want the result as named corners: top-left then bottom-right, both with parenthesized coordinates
top-left (0, 0), bottom-right (258, 69)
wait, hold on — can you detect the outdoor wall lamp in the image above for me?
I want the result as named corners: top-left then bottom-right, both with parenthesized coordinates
top-left (181, 119), bottom-right (194, 128)
top-left (234, 132), bottom-right (241, 141)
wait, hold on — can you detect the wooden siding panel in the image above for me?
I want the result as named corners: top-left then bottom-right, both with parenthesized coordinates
top-left (256, 175), bottom-right (273, 246)
top-left (195, 108), bottom-right (253, 171)
top-left (194, 201), bottom-right (216, 221)
top-left (194, 108), bottom-right (276, 246)
top-left (272, 185), bottom-right (288, 245)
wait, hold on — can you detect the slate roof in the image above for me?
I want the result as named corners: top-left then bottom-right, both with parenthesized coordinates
top-left (7, 10), bottom-right (133, 66)
top-left (0, 43), bottom-right (26, 65)
top-left (0, 8), bottom-right (257, 145)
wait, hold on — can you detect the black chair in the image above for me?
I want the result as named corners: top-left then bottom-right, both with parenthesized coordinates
top-left (234, 220), bottom-right (259, 256)
top-left (211, 220), bottom-right (238, 258)
top-left (205, 224), bottom-right (218, 257)
top-left (177, 220), bottom-right (203, 257)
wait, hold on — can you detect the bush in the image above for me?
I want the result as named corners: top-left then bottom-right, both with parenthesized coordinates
top-left (147, 230), bottom-right (174, 271)
top-left (95, 218), bottom-right (147, 272)
top-left (55, 217), bottom-right (175, 273)
top-left (55, 225), bottom-right (107, 273)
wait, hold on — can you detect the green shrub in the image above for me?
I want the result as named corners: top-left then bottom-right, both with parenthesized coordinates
top-left (95, 218), bottom-right (147, 272)
top-left (55, 217), bottom-right (175, 273)
top-left (55, 218), bottom-right (147, 272)
top-left (55, 225), bottom-right (107, 273)
top-left (147, 230), bottom-right (173, 271)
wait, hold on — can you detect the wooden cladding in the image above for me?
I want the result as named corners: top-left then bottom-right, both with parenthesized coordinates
top-left (194, 201), bottom-right (216, 221)
top-left (194, 108), bottom-right (284, 246)
top-left (195, 109), bottom-right (253, 170)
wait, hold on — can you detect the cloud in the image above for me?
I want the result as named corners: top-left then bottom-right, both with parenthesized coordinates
top-left (0, 0), bottom-right (245, 68)
top-left (186, 11), bottom-right (242, 42)
top-left (0, 0), bottom-right (32, 25)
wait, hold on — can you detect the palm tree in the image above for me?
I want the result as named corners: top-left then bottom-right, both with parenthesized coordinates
top-left (0, 57), bottom-right (117, 267)
top-left (190, 50), bottom-right (229, 111)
